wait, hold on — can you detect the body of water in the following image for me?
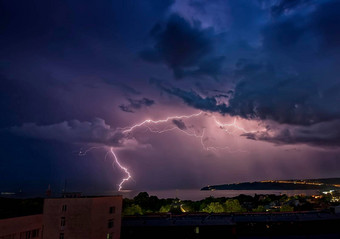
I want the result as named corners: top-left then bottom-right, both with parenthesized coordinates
top-left (4, 189), bottom-right (320, 200)
top-left (114, 189), bottom-right (319, 201)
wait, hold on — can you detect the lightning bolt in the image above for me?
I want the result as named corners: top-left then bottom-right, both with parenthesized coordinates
top-left (78, 146), bottom-right (102, 156)
top-left (109, 147), bottom-right (131, 191)
top-left (213, 116), bottom-right (258, 134)
top-left (122, 111), bottom-right (257, 152)
top-left (78, 146), bottom-right (132, 191)
top-left (121, 111), bottom-right (203, 133)
top-left (80, 111), bottom-right (259, 191)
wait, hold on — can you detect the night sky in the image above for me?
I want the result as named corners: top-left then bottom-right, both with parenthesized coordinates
top-left (1, 0), bottom-right (340, 193)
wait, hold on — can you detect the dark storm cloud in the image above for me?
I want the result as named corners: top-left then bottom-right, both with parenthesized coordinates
top-left (0, 0), bottom-right (175, 51)
top-left (270, 0), bottom-right (312, 17)
top-left (154, 80), bottom-right (228, 113)
top-left (311, 1), bottom-right (340, 48)
top-left (264, 0), bottom-right (340, 53)
top-left (10, 118), bottom-right (126, 147)
top-left (0, 0), bottom-right (120, 60)
top-left (0, 0), bottom-right (172, 130)
top-left (172, 119), bottom-right (187, 130)
top-left (157, 1), bottom-right (340, 124)
top-left (2, 0), bottom-right (340, 193)
top-left (119, 98), bottom-right (155, 113)
top-left (0, 0), bottom-right (179, 191)
top-left (228, 62), bottom-right (340, 125)
top-left (211, 89), bottom-right (232, 98)
top-left (151, 0), bottom-right (340, 147)
top-left (141, 14), bottom-right (225, 79)
top-left (0, 73), bottom-right (74, 128)
top-left (110, 81), bottom-right (141, 95)
top-left (228, 0), bottom-right (340, 126)
top-left (242, 119), bottom-right (340, 148)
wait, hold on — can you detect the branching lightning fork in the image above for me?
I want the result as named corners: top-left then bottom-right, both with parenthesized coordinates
top-left (122, 111), bottom-right (257, 152)
top-left (213, 116), bottom-right (258, 134)
top-left (109, 148), bottom-right (131, 191)
top-left (121, 111), bottom-right (203, 134)
top-left (78, 146), bottom-right (132, 191)
top-left (80, 111), bottom-right (258, 191)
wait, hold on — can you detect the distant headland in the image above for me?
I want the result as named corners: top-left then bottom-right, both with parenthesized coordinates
top-left (201, 178), bottom-right (340, 191)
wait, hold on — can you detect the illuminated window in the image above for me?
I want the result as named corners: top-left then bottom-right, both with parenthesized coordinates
top-left (109, 206), bottom-right (115, 214)
top-left (106, 233), bottom-right (113, 239)
top-left (62, 204), bottom-right (67, 212)
top-left (59, 233), bottom-right (64, 239)
top-left (107, 219), bottom-right (114, 228)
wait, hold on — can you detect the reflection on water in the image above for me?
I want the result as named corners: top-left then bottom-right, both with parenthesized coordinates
top-left (106, 189), bottom-right (319, 200)
top-left (6, 189), bottom-right (320, 199)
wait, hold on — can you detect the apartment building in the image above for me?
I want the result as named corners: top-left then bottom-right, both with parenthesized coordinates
top-left (0, 214), bottom-right (43, 239)
top-left (43, 196), bottom-right (122, 239)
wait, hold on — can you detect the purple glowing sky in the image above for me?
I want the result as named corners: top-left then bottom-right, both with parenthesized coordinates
top-left (1, 0), bottom-right (340, 192)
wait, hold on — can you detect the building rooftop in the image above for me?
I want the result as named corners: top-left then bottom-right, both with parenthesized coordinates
top-left (123, 211), bottom-right (340, 227)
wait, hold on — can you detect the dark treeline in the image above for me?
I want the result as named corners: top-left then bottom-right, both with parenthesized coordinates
top-left (123, 192), bottom-right (335, 215)
top-left (0, 191), bottom-right (336, 219)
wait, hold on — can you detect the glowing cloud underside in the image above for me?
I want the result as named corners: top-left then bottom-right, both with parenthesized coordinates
top-left (121, 111), bottom-right (203, 133)
top-left (80, 111), bottom-right (260, 191)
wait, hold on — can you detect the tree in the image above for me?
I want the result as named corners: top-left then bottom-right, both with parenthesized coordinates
top-left (133, 192), bottom-right (150, 208)
top-left (123, 204), bottom-right (143, 215)
top-left (224, 199), bottom-right (246, 213)
top-left (133, 192), bottom-right (162, 212)
top-left (159, 205), bottom-right (171, 213)
top-left (252, 205), bottom-right (266, 212)
top-left (202, 202), bottom-right (225, 213)
top-left (280, 205), bottom-right (294, 212)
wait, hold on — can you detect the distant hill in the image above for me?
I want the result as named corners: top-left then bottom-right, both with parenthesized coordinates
top-left (303, 178), bottom-right (340, 184)
top-left (201, 178), bottom-right (340, 191)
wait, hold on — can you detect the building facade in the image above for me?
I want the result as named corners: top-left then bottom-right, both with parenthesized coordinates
top-left (0, 214), bottom-right (43, 239)
top-left (43, 196), bottom-right (122, 239)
